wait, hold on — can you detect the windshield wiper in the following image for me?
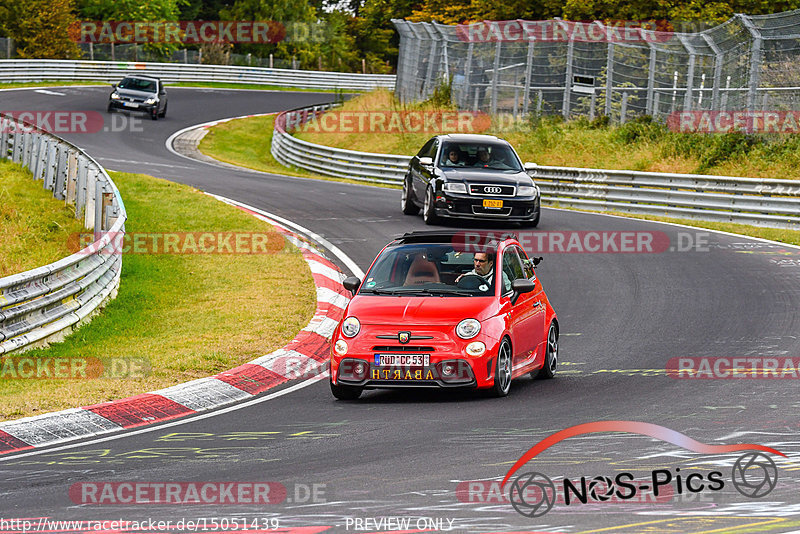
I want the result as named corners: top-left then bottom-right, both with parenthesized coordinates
top-left (359, 288), bottom-right (406, 295)
top-left (398, 288), bottom-right (475, 296)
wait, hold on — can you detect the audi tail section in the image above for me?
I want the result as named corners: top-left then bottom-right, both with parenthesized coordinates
top-left (401, 134), bottom-right (541, 227)
top-left (329, 231), bottom-right (559, 400)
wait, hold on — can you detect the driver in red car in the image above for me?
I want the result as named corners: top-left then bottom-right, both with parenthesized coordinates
top-left (456, 252), bottom-right (495, 283)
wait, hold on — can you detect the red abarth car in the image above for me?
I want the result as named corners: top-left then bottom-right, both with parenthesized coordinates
top-left (329, 231), bottom-right (559, 400)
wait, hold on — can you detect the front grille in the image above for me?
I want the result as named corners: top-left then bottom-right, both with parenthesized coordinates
top-left (471, 206), bottom-right (513, 216)
top-left (468, 183), bottom-right (516, 197)
top-left (372, 346), bottom-right (435, 352)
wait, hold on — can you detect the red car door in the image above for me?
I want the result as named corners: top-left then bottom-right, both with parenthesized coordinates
top-left (500, 246), bottom-right (543, 371)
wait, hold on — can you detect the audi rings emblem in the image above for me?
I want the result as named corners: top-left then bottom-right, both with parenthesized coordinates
top-left (484, 186), bottom-right (503, 194)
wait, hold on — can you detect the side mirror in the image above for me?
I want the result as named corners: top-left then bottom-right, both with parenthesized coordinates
top-left (510, 278), bottom-right (536, 305)
top-left (532, 256), bottom-right (543, 266)
top-left (342, 276), bottom-right (361, 295)
top-left (111, 83), bottom-right (117, 89)
top-left (419, 157), bottom-right (433, 167)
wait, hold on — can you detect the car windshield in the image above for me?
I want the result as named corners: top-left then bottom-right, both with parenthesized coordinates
top-left (440, 142), bottom-right (522, 171)
top-left (118, 78), bottom-right (157, 92)
top-left (359, 243), bottom-right (496, 296)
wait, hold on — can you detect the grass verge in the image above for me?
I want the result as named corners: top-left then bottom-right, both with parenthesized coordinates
top-left (0, 171), bottom-right (316, 420)
top-left (0, 160), bottom-right (87, 277)
top-left (198, 114), bottom-right (396, 188)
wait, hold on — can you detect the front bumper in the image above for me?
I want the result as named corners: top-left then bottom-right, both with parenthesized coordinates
top-left (109, 100), bottom-right (158, 114)
top-left (330, 328), bottom-right (501, 389)
top-left (434, 191), bottom-right (539, 222)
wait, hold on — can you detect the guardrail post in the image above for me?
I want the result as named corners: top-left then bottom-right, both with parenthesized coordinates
top-left (11, 130), bottom-right (22, 162)
top-left (44, 142), bottom-right (57, 191)
top-left (84, 167), bottom-right (98, 230)
top-left (462, 42), bottom-right (474, 109)
top-left (620, 92), bottom-right (629, 124)
top-left (66, 152), bottom-right (78, 205)
top-left (54, 146), bottom-right (68, 200)
top-left (76, 155), bottom-right (88, 218)
top-left (22, 131), bottom-right (32, 168)
top-left (0, 118), bottom-right (8, 158)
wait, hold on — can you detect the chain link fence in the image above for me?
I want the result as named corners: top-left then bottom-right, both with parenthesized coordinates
top-left (393, 10), bottom-right (800, 123)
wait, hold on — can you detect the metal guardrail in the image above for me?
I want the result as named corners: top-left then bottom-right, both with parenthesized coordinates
top-left (0, 59), bottom-right (396, 91)
top-left (271, 102), bottom-right (800, 229)
top-left (271, 103), bottom-right (410, 185)
top-left (0, 115), bottom-right (126, 354)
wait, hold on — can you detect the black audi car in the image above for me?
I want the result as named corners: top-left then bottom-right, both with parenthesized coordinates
top-left (401, 134), bottom-right (541, 226)
top-left (107, 75), bottom-right (168, 120)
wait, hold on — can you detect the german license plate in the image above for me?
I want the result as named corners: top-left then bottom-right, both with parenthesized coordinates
top-left (123, 102), bottom-right (138, 108)
top-left (374, 354), bottom-right (430, 367)
top-left (483, 199), bottom-right (503, 208)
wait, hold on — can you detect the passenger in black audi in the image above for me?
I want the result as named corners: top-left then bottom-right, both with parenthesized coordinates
top-left (443, 148), bottom-right (465, 167)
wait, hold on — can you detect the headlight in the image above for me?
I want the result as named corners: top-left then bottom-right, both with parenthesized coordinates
top-left (443, 182), bottom-right (467, 194)
top-left (466, 341), bottom-right (486, 356)
top-left (341, 317), bottom-right (361, 338)
top-left (334, 339), bottom-right (348, 355)
top-left (517, 185), bottom-right (538, 197)
top-left (144, 97), bottom-right (157, 105)
top-left (456, 318), bottom-right (481, 339)
top-left (110, 92), bottom-right (121, 100)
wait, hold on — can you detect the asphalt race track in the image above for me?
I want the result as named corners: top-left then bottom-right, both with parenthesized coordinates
top-left (1, 86), bottom-right (800, 533)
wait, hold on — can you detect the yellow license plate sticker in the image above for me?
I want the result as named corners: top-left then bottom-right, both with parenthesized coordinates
top-left (483, 199), bottom-right (503, 208)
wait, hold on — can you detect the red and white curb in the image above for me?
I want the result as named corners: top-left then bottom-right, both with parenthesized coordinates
top-left (0, 197), bottom-right (350, 455)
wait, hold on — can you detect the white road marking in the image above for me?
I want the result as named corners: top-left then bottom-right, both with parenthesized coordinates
top-left (33, 89), bottom-right (66, 96)
top-left (0, 377), bottom-right (326, 462)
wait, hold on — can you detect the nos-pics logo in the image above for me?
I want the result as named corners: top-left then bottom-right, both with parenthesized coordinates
top-left (503, 421), bottom-right (783, 518)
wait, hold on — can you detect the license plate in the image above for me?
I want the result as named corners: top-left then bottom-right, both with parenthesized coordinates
top-left (483, 199), bottom-right (503, 208)
top-left (123, 102), bottom-right (138, 108)
top-left (374, 354), bottom-right (430, 367)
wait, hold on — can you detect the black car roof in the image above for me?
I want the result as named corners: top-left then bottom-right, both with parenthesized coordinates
top-left (393, 230), bottom-right (517, 246)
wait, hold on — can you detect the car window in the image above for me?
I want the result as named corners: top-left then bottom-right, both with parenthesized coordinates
top-left (515, 246), bottom-right (536, 280)
top-left (359, 243), bottom-right (495, 296)
top-left (417, 138), bottom-right (436, 159)
top-left (118, 77), bottom-right (157, 93)
top-left (501, 247), bottom-right (526, 294)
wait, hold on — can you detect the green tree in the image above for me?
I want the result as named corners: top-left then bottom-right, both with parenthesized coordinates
top-left (0, 0), bottom-right (81, 58)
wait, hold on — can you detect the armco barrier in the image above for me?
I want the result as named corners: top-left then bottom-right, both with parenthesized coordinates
top-left (0, 115), bottom-right (126, 354)
top-left (0, 59), bottom-right (395, 91)
top-left (271, 103), bottom-right (800, 229)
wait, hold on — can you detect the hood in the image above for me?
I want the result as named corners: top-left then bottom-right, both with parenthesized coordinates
top-left (114, 88), bottom-right (156, 99)
top-left (441, 168), bottom-right (532, 185)
top-left (345, 295), bottom-right (497, 326)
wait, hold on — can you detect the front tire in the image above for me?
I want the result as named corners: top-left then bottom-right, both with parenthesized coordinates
top-left (537, 323), bottom-right (558, 379)
top-left (159, 103), bottom-right (167, 118)
top-left (423, 186), bottom-right (440, 225)
top-left (491, 338), bottom-right (513, 397)
top-left (401, 176), bottom-right (420, 215)
top-left (330, 380), bottom-right (362, 400)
